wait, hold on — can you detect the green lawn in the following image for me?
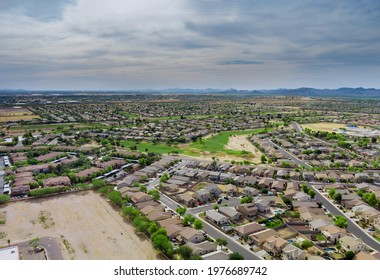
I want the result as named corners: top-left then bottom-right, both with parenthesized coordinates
top-left (121, 128), bottom-right (269, 159)
top-left (316, 233), bottom-right (327, 241)
top-left (188, 128), bottom-right (269, 155)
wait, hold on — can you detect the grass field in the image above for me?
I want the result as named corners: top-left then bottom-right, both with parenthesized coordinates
top-left (302, 122), bottom-right (352, 132)
top-left (121, 128), bottom-right (269, 162)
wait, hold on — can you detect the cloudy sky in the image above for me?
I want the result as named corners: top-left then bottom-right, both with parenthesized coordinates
top-left (0, 0), bottom-right (379, 90)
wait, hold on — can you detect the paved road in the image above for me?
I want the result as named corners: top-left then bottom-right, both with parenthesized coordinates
top-left (311, 185), bottom-right (380, 251)
top-left (39, 237), bottom-right (64, 260)
top-left (146, 159), bottom-right (261, 260)
top-left (291, 122), bottom-right (303, 133)
top-left (265, 139), bottom-right (312, 168)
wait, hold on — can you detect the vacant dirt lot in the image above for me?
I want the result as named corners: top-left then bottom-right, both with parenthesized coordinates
top-left (0, 107), bottom-right (39, 122)
top-left (225, 135), bottom-right (262, 163)
top-left (0, 191), bottom-right (161, 260)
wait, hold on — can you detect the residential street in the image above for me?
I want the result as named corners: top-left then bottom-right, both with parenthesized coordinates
top-left (265, 139), bottom-right (312, 168)
top-left (311, 185), bottom-right (380, 252)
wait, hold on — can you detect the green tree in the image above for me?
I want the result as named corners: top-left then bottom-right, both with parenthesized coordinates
top-left (216, 238), bottom-right (228, 248)
top-left (345, 251), bottom-right (355, 260)
top-left (193, 219), bottom-right (203, 230)
top-left (0, 194), bottom-right (10, 204)
top-left (301, 184), bottom-right (309, 193)
top-left (133, 215), bottom-right (150, 233)
top-left (308, 189), bottom-right (316, 199)
top-left (160, 173), bottom-right (169, 183)
top-left (148, 189), bottom-right (160, 200)
top-left (176, 245), bottom-right (193, 260)
top-left (333, 192), bottom-right (342, 203)
top-left (260, 155), bottom-right (267, 163)
top-left (301, 240), bottom-right (313, 249)
top-left (229, 252), bottom-right (244, 260)
top-left (328, 188), bottom-right (336, 198)
top-left (176, 207), bottom-right (187, 216)
top-left (183, 214), bottom-right (195, 226)
top-left (121, 206), bottom-right (140, 219)
top-left (148, 222), bottom-right (159, 235)
top-left (334, 216), bottom-right (348, 228)
top-left (240, 196), bottom-right (253, 204)
top-left (108, 191), bottom-right (123, 207)
top-left (92, 179), bottom-right (107, 188)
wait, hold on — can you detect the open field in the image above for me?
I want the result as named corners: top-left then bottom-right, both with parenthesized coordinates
top-left (0, 191), bottom-right (161, 260)
top-left (225, 135), bottom-right (263, 163)
top-left (121, 128), bottom-right (268, 162)
top-left (302, 122), bottom-right (352, 132)
top-left (0, 107), bottom-right (39, 122)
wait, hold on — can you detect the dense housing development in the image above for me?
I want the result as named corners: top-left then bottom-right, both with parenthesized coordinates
top-left (0, 92), bottom-right (380, 260)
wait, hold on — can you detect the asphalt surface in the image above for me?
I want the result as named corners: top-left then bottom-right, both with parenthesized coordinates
top-left (266, 139), bottom-right (312, 168)
top-left (311, 185), bottom-right (380, 252)
top-left (39, 237), bottom-right (64, 260)
top-left (291, 122), bottom-right (303, 133)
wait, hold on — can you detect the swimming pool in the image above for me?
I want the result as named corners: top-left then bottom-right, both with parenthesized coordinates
top-left (324, 248), bottom-right (336, 253)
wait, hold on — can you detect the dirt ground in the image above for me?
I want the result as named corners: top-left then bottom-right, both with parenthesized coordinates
top-left (0, 191), bottom-right (162, 260)
top-left (225, 135), bottom-right (262, 163)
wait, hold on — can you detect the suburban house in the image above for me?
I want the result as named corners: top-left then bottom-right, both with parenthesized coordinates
top-left (263, 236), bottom-right (289, 257)
top-left (218, 207), bottom-right (242, 221)
top-left (177, 193), bottom-right (196, 207)
top-left (243, 186), bottom-right (260, 197)
top-left (235, 222), bottom-right (265, 237)
top-left (193, 189), bottom-right (211, 203)
top-left (177, 227), bottom-right (205, 244)
top-left (147, 211), bottom-right (172, 222)
top-left (224, 184), bottom-right (238, 196)
top-left (249, 228), bottom-right (277, 246)
top-left (42, 176), bottom-right (71, 187)
top-left (282, 244), bottom-right (306, 260)
top-left (187, 241), bottom-right (217, 256)
top-left (271, 181), bottom-right (286, 192)
top-left (321, 225), bottom-right (347, 243)
top-left (309, 219), bottom-right (333, 231)
top-left (204, 184), bottom-right (222, 197)
top-left (205, 210), bottom-right (230, 225)
top-left (129, 192), bottom-right (153, 204)
top-left (340, 236), bottom-right (366, 253)
top-left (302, 171), bottom-right (315, 181)
top-left (353, 251), bottom-right (378, 260)
top-left (293, 192), bottom-right (311, 202)
top-left (140, 205), bottom-right (166, 216)
top-left (236, 203), bottom-right (258, 219)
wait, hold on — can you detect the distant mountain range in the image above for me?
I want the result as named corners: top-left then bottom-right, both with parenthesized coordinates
top-left (1, 87), bottom-right (380, 98)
